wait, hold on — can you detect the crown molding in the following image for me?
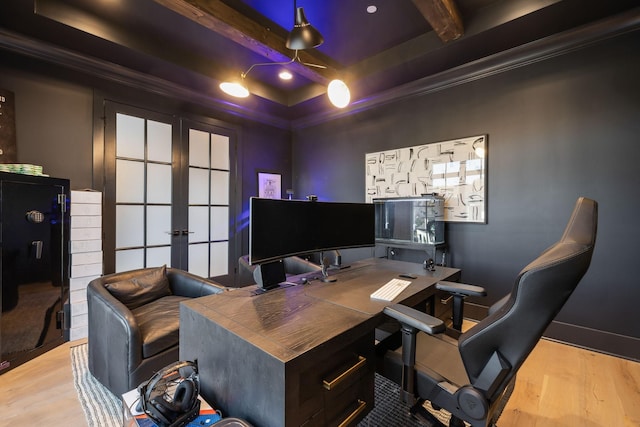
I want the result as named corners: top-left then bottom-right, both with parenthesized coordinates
top-left (0, 28), bottom-right (292, 130)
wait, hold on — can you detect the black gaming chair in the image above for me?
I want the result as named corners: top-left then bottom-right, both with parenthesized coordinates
top-left (382, 197), bottom-right (598, 427)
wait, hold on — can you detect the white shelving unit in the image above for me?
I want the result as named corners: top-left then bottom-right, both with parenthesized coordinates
top-left (68, 190), bottom-right (103, 341)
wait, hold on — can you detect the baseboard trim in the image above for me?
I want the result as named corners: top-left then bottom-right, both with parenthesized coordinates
top-left (544, 321), bottom-right (639, 362)
top-left (463, 302), bottom-right (639, 362)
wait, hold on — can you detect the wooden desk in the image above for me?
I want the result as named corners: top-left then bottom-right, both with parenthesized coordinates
top-left (180, 258), bottom-right (460, 427)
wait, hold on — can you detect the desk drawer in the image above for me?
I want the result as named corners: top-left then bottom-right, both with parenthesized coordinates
top-left (297, 333), bottom-right (374, 426)
top-left (324, 370), bottom-right (374, 426)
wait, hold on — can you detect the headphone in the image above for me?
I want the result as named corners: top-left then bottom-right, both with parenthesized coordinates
top-left (139, 360), bottom-right (201, 427)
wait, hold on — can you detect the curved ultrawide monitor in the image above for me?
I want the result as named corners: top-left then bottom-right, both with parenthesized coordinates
top-left (249, 197), bottom-right (375, 265)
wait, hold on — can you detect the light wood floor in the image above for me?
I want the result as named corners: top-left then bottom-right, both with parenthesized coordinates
top-left (1, 337), bottom-right (639, 426)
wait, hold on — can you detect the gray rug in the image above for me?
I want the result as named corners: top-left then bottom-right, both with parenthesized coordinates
top-left (71, 343), bottom-right (448, 427)
top-left (71, 343), bottom-right (121, 427)
top-left (358, 373), bottom-right (439, 427)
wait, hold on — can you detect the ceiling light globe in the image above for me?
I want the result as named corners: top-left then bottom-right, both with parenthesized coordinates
top-left (327, 79), bottom-right (350, 108)
top-left (219, 81), bottom-right (249, 98)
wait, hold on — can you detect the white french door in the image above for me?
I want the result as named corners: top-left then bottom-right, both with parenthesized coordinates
top-left (102, 102), bottom-right (236, 279)
top-left (185, 127), bottom-right (230, 278)
top-left (113, 112), bottom-right (174, 271)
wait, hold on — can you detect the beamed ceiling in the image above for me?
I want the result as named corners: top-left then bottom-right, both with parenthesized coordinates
top-left (0, 0), bottom-right (638, 128)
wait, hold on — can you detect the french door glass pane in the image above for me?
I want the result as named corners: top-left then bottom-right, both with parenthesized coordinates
top-left (116, 114), bottom-right (145, 159)
top-left (210, 242), bottom-right (228, 277)
top-left (188, 206), bottom-right (209, 243)
top-left (188, 168), bottom-right (209, 205)
top-left (146, 247), bottom-right (171, 268)
top-left (210, 170), bottom-right (229, 205)
top-left (210, 134), bottom-right (229, 170)
top-left (147, 120), bottom-right (172, 162)
top-left (116, 160), bottom-right (144, 203)
top-left (189, 129), bottom-right (210, 168)
top-left (146, 206), bottom-right (172, 246)
top-left (188, 243), bottom-right (209, 278)
top-left (116, 249), bottom-right (144, 272)
top-left (147, 163), bottom-right (172, 204)
top-left (115, 205), bottom-right (144, 248)
top-left (210, 206), bottom-right (228, 240)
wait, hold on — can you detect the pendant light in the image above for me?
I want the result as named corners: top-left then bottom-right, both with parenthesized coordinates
top-left (285, 2), bottom-right (324, 50)
top-left (219, 1), bottom-right (350, 109)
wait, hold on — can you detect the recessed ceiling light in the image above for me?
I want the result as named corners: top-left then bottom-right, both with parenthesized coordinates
top-left (366, 5), bottom-right (377, 14)
top-left (279, 71), bottom-right (293, 80)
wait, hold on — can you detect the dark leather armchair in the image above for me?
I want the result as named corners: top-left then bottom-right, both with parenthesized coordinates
top-left (87, 265), bottom-right (226, 396)
top-left (382, 197), bottom-right (598, 427)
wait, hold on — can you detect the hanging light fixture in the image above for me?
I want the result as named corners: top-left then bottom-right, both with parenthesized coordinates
top-left (327, 79), bottom-right (350, 108)
top-left (219, 0), bottom-right (350, 108)
top-left (219, 74), bottom-right (249, 98)
top-left (285, 2), bottom-right (324, 50)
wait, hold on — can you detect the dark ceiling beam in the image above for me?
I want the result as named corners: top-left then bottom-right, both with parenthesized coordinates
top-left (411, 0), bottom-right (464, 42)
top-left (152, 0), bottom-right (341, 84)
top-left (347, 0), bottom-right (565, 83)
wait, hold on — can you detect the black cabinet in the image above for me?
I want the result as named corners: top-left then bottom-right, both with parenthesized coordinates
top-left (0, 172), bottom-right (70, 374)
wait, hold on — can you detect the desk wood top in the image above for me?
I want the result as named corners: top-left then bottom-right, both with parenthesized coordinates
top-left (182, 284), bottom-right (375, 362)
top-left (304, 258), bottom-right (461, 314)
top-left (181, 258), bottom-right (460, 362)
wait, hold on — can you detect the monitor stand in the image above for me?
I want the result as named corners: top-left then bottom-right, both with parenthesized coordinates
top-left (321, 257), bottom-right (337, 283)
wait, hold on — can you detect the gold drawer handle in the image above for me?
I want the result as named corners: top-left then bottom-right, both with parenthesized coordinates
top-left (323, 356), bottom-right (367, 390)
top-left (338, 399), bottom-right (367, 427)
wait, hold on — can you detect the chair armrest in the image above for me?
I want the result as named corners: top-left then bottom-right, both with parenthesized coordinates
top-left (167, 268), bottom-right (227, 297)
top-left (383, 304), bottom-right (446, 335)
top-left (436, 281), bottom-right (487, 297)
top-left (87, 279), bottom-right (143, 390)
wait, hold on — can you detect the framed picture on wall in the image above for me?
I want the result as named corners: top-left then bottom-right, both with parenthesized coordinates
top-left (257, 172), bottom-right (281, 199)
top-left (365, 135), bottom-right (487, 223)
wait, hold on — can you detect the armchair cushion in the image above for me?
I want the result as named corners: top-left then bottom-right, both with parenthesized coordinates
top-left (105, 265), bottom-right (171, 309)
top-left (132, 295), bottom-right (190, 358)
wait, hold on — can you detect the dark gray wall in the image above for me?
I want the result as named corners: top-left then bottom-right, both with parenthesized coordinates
top-left (0, 67), bottom-right (94, 189)
top-left (293, 31), bottom-right (640, 360)
top-left (0, 61), bottom-right (292, 281)
top-left (237, 123), bottom-right (293, 258)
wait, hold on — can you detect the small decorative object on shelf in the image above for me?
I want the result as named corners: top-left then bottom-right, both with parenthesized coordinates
top-left (0, 163), bottom-right (48, 176)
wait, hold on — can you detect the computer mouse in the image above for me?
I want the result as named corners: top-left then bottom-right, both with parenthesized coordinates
top-left (300, 277), bottom-right (308, 284)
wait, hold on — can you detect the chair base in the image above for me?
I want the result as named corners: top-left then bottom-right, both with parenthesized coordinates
top-left (410, 401), bottom-right (447, 427)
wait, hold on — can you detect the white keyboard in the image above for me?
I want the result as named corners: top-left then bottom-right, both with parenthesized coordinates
top-left (370, 278), bottom-right (412, 301)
